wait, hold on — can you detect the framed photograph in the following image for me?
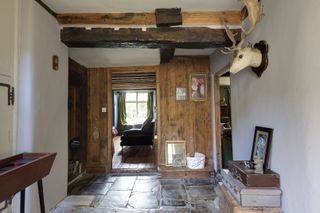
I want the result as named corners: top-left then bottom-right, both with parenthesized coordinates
top-left (176, 87), bottom-right (187, 101)
top-left (189, 73), bottom-right (207, 101)
top-left (165, 140), bottom-right (186, 167)
top-left (251, 126), bottom-right (273, 171)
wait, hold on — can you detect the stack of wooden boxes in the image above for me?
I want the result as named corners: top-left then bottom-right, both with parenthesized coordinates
top-left (219, 161), bottom-right (283, 213)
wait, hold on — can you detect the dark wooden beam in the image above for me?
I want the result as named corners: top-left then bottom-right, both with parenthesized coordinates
top-left (61, 27), bottom-right (241, 49)
top-left (160, 48), bottom-right (175, 64)
top-left (34, 0), bottom-right (57, 17)
top-left (155, 8), bottom-right (182, 27)
top-left (56, 11), bottom-right (242, 26)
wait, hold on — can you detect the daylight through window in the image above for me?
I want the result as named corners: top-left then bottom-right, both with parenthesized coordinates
top-left (125, 92), bottom-right (148, 124)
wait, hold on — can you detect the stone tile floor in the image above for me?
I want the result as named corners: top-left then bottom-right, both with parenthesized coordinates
top-left (50, 173), bottom-right (220, 213)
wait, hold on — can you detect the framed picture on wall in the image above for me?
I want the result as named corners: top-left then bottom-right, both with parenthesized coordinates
top-left (189, 73), bottom-right (207, 101)
top-left (176, 87), bottom-right (187, 101)
top-left (251, 126), bottom-right (273, 171)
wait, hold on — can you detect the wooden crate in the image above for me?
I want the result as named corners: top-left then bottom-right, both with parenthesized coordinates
top-left (218, 184), bottom-right (282, 213)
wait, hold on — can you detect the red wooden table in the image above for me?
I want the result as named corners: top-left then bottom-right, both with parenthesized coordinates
top-left (0, 153), bottom-right (56, 213)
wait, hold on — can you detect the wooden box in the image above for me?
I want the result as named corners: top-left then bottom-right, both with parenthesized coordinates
top-left (0, 153), bottom-right (56, 202)
top-left (228, 161), bottom-right (280, 187)
top-left (218, 184), bottom-right (282, 213)
top-left (221, 169), bottom-right (281, 207)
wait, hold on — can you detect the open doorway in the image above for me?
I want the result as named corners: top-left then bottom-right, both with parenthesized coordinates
top-left (111, 70), bottom-right (157, 172)
top-left (214, 66), bottom-right (233, 169)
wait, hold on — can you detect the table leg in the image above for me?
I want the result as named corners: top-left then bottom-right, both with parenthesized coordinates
top-left (20, 189), bottom-right (25, 213)
top-left (37, 179), bottom-right (45, 213)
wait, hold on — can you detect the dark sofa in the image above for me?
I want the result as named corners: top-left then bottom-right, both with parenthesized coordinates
top-left (120, 118), bottom-right (155, 147)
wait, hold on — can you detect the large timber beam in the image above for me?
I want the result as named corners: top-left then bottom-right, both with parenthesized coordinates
top-left (160, 48), bottom-right (175, 64)
top-left (155, 8), bottom-right (182, 27)
top-left (61, 27), bottom-right (241, 49)
top-left (56, 11), bottom-right (242, 26)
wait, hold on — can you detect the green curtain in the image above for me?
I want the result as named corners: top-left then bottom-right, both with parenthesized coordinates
top-left (117, 93), bottom-right (127, 132)
top-left (147, 92), bottom-right (154, 119)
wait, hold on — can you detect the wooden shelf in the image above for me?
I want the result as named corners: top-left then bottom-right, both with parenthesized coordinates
top-left (158, 165), bottom-right (213, 178)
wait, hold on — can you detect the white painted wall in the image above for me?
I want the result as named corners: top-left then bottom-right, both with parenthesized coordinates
top-left (16, 0), bottom-right (68, 212)
top-left (0, 0), bottom-right (16, 158)
top-left (229, 0), bottom-right (320, 212)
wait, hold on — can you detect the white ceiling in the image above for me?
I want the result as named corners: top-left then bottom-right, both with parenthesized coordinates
top-left (43, 0), bottom-right (242, 13)
top-left (69, 48), bottom-right (216, 68)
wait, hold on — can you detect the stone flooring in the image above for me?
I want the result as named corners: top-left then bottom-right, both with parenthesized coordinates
top-left (50, 174), bottom-right (220, 213)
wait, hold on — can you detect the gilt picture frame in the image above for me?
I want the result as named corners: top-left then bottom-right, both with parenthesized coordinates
top-left (165, 140), bottom-right (186, 167)
top-left (251, 126), bottom-right (273, 171)
top-left (189, 73), bottom-right (207, 101)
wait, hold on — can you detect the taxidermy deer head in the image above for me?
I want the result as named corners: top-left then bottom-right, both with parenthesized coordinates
top-left (222, 21), bottom-right (262, 74)
top-left (243, 0), bottom-right (264, 35)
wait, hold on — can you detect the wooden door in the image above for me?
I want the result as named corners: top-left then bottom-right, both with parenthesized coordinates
top-left (0, 0), bottom-right (16, 211)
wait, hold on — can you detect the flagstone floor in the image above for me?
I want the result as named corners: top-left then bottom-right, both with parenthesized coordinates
top-left (50, 174), bottom-right (220, 213)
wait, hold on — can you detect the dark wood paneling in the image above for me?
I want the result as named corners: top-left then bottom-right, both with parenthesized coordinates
top-left (68, 58), bottom-right (88, 164)
top-left (159, 57), bottom-right (213, 168)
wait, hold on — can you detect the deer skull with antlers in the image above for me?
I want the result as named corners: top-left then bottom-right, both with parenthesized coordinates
top-left (222, 21), bottom-right (263, 74)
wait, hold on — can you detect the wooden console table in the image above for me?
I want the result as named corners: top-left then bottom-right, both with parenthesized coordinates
top-left (0, 153), bottom-right (56, 213)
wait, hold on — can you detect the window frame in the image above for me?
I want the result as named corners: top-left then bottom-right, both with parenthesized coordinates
top-left (125, 91), bottom-right (149, 124)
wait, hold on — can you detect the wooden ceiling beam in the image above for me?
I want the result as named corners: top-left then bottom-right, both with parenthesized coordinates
top-left (56, 10), bottom-right (242, 26)
top-left (35, 0), bottom-right (57, 17)
top-left (156, 8), bottom-right (182, 27)
top-left (160, 48), bottom-right (175, 64)
top-left (61, 27), bottom-right (241, 49)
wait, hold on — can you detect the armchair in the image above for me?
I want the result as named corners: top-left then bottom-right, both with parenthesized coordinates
top-left (120, 118), bottom-right (155, 147)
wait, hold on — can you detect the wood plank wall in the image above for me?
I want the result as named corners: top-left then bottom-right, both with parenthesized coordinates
top-left (86, 66), bottom-right (158, 172)
top-left (158, 57), bottom-right (213, 167)
top-left (87, 68), bottom-right (111, 172)
top-left (86, 60), bottom-right (212, 172)
top-left (68, 58), bottom-right (88, 162)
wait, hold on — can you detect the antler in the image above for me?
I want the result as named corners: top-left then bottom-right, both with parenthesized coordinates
top-left (243, 0), bottom-right (264, 36)
top-left (221, 19), bottom-right (246, 54)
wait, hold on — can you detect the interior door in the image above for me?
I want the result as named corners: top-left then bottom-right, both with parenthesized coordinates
top-left (0, 0), bottom-right (16, 211)
top-left (0, 76), bottom-right (13, 159)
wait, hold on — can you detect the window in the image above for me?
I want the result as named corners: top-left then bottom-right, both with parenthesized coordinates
top-left (125, 92), bottom-right (148, 124)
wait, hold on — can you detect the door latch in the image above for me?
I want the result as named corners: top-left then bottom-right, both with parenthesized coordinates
top-left (0, 83), bottom-right (14, 106)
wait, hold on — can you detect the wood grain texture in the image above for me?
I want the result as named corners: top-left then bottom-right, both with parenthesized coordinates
top-left (182, 11), bottom-right (242, 25)
top-left (86, 68), bottom-right (109, 172)
top-left (57, 12), bottom-right (155, 25)
top-left (57, 11), bottom-right (241, 25)
top-left (61, 27), bottom-right (241, 49)
top-left (155, 8), bottom-right (182, 27)
top-left (68, 58), bottom-right (88, 163)
top-left (218, 185), bottom-right (283, 213)
top-left (86, 66), bottom-right (158, 172)
top-left (158, 57), bottom-right (213, 171)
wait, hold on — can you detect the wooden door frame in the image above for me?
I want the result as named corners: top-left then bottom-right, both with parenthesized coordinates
top-left (107, 66), bottom-right (160, 171)
top-left (214, 64), bottom-right (230, 170)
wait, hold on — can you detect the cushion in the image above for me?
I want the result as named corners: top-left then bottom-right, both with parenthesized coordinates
top-left (142, 119), bottom-right (155, 134)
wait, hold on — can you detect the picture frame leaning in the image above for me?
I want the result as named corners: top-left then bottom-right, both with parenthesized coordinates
top-left (251, 126), bottom-right (273, 171)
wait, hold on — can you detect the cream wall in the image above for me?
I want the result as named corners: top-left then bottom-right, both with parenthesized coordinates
top-left (229, 0), bottom-right (320, 212)
top-left (16, 0), bottom-right (68, 212)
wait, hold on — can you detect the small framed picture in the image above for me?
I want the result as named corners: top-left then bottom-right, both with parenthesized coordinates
top-left (251, 126), bottom-right (273, 171)
top-left (176, 87), bottom-right (187, 101)
top-left (165, 140), bottom-right (186, 167)
top-left (189, 73), bottom-right (207, 101)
